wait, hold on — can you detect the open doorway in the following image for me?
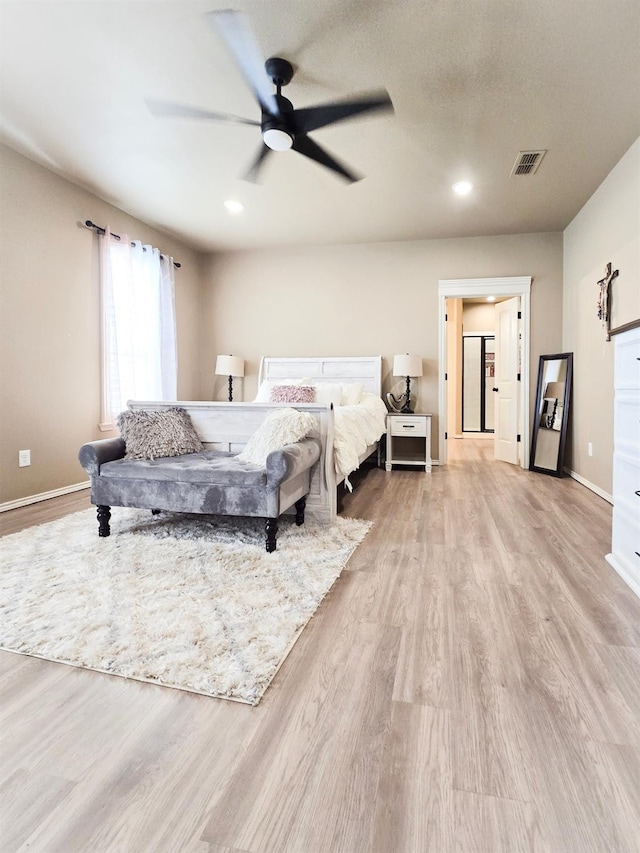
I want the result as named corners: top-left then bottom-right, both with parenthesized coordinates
top-left (459, 296), bottom-right (498, 435)
top-left (438, 277), bottom-right (532, 468)
top-left (462, 333), bottom-right (495, 434)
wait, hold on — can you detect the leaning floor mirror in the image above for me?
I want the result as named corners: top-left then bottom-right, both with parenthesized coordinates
top-left (530, 352), bottom-right (573, 477)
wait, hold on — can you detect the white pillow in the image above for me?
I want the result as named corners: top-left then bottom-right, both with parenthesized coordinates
top-left (254, 380), bottom-right (273, 403)
top-left (236, 408), bottom-right (317, 466)
top-left (313, 383), bottom-right (343, 407)
top-left (341, 382), bottom-right (364, 406)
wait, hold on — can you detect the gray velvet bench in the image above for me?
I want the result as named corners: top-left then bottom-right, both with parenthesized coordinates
top-left (78, 437), bottom-right (321, 552)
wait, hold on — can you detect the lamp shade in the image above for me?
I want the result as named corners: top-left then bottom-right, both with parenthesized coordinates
top-left (393, 354), bottom-right (423, 377)
top-left (215, 354), bottom-right (245, 377)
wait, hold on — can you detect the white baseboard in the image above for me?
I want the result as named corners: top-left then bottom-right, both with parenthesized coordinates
top-left (0, 481), bottom-right (90, 513)
top-left (605, 553), bottom-right (640, 600)
top-left (567, 469), bottom-right (613, 504)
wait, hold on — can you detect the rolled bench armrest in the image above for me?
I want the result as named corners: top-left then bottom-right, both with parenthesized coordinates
top-left (266, 439), bottom-right (321, 488)
top-left (78, 437), bottom-right (126, 475)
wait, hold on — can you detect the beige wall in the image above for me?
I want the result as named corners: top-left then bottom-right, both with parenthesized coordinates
top-left (462, 301), bottom-right (496, 333)
top-left (0, 144), bottom-right (206, 505)
top-left (563, 137), bottom-right (640, 495)
top-left (201, 232), bottom-right (564, 459)
top-left (0, 142), bottom-right (567, 506)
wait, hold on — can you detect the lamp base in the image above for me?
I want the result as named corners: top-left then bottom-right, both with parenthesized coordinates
top-left (401, 375), bottom-right (414, 413)
top-left (228, 375), bottom-right (233, 402)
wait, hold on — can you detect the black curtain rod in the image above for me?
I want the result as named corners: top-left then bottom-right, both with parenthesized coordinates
top-left (84, 220), bottom-right (181, 268)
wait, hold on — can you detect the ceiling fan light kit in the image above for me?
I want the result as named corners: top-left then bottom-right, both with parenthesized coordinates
top-left (148, 10), bottom-right (394, 183)
top-left (263, 128), bottom-right (293, 151)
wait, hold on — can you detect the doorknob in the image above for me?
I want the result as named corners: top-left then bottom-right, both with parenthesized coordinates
top-left (492, 387), bottom-right (499, 392)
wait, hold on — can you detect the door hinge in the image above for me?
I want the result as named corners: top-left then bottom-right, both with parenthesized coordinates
top-left (445, 372), bottom-right (448, 380)
top-left (445, 431), bottom-right (448, 439)
top-left (445, 313), bottom-right (448, 321)
top-left (517, 434), bottom-right (521, 442)
top-left (517, 311), bottom-right (522, 319)
top-left (517, 372), bottom-right (521, 381)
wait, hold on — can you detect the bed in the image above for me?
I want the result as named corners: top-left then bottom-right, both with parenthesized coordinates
top-left (127, 356), bottom-right (387, 524)
top-left (258, 355), bottom-right (388, 490)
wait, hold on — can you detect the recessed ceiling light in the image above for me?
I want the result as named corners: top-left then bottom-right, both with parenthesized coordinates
top-left (452, 180), bottom-right (473, 195)
top-left (486, 295), bottom-right (496, 302)
top-left (224, 199), bottom-right (245, 214)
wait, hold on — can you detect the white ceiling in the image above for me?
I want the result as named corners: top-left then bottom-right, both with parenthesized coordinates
top-left (1, 0), bottom-right (639, 253)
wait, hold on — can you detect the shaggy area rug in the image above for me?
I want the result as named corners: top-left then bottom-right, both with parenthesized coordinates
top-left (0, 508), bottom-right (371, 705)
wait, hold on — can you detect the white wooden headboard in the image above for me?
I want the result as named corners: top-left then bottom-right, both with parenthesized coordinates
top-left (259, 356), bottom-right (382, 396)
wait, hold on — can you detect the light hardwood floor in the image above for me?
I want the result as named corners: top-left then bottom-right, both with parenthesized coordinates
top-left (1, 440), bottom-right (639, 852)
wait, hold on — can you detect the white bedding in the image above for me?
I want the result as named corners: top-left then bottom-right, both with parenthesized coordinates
top-left (333, 392), bottom-right (388, 487)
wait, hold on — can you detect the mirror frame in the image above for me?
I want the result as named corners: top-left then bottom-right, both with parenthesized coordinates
top-left (529, 352), bottom-right (573, 477)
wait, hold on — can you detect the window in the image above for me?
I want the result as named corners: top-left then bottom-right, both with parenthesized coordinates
top-left (99, 231), bottom-right (177, 429)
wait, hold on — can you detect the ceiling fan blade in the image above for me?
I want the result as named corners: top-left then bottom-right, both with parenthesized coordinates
top-left (243, 143), bottom-right (272, 183)
top-left (292, 135), bottom-right (361, 182)
top-left (145, 98), bottom-right (259, 127)
top-left (207, 9), bottom-right (279, 117)
top-left (291, 90), bottom-right (393, 135)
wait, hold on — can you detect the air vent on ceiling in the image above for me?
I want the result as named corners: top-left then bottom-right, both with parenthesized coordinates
top-left (510, 149), bottom-right (547, 177)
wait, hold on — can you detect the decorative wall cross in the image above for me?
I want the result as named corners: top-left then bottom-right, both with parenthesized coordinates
top-left (597, 261), bottom-right (619, 335)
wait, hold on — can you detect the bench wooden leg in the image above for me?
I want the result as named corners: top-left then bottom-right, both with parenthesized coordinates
top-left (265, 518), bottom-right (278, 552)
top-left (294, 497), bottom-right (306, 526)
top-left (97, 505), bottom-right (111, 537)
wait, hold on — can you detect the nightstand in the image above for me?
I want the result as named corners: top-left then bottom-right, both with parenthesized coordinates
top-left (385, 413), bottom-right (432, 473)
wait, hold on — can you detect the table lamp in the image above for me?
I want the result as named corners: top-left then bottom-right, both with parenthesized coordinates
top-left (215, 354), bottom-right (245, 402)
top-left (392, 354), bottom-right (423, 413)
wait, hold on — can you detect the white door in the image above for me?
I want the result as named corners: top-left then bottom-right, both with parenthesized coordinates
top-left (494, 297), bottom-right (520, 464)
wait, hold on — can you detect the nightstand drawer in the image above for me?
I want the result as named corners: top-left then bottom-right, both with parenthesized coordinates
top-left (389, 416), bottom-right (427, 437)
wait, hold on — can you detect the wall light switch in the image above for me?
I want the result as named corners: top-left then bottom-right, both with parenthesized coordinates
top-left (587, 442), bottom-right (593, 457)
top-left (18, 449), bottom-right (31, 467)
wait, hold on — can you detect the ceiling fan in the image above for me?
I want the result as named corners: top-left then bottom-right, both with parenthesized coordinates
top-left (147, 9), bottom-right (394, 183)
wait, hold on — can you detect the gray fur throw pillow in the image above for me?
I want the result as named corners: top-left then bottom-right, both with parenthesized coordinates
top-left (117, 407), bottom-right (204, 460)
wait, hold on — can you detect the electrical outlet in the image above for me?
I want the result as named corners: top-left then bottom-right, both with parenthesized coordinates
top-left (587, 442), bottom-right (593, 457)
top-left (18, 449), bottom-right (31, 467)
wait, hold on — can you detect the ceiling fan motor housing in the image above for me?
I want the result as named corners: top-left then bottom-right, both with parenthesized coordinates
top-left (262, 93), bottom-right (294, 150)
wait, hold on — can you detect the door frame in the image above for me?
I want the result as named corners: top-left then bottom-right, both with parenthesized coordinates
top-left (438, 276), bottom-right (532, 468)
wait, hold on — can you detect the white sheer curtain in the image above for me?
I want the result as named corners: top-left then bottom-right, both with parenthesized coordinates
top-left (99, 228), bottom-right (177, 429)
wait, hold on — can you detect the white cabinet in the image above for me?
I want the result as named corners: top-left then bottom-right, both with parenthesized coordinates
top-left (606, 325), bottom-right (640, 597)
top-left (385, 414), bottom-right (432, 473)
